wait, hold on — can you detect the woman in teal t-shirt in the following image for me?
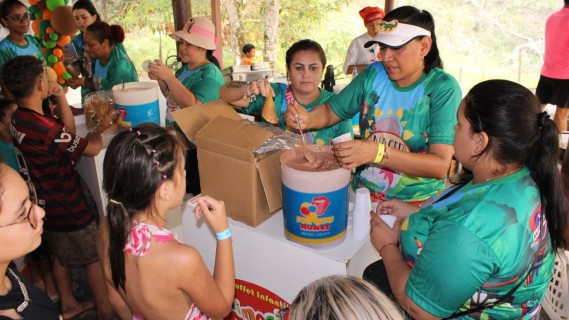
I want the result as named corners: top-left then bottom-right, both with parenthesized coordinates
top-left (148, 17), bottom-right (223, 128)
top-left (285, 7), bottom-right (461, 203)
top-left (219, 39), bottom-right (352, 145)
top-left (367, 79), bottom-right (567, 319)
top-left (0, 0), bottom-right (43, 65)
top-left (80, 21), bottom-right (138, 92)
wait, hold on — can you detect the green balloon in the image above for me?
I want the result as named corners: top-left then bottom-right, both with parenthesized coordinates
top-left (43, 39), bottom-right (56, 49)
top-left (34, 12), bottom-right (42, 20)
top-left (62, 72), bottom-right (72, 80)
top-left (29, 5), bottom-right (39, 14)
top-left (45, 49), bottom-right (54, 57)
top-left (39, 20), bottom-right (51, 34)
top-left (46, 0), bottom-right (65, 11)
top-left (49, 32), bottom-right (59, 41)
top-left (47, 54), bottom-right (58, 64)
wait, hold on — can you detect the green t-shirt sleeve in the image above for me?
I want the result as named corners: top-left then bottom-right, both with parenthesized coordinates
top-left (425, 72), bottom-right (462, 145)
top-left (406, 221), bottom-right (498, 318)
top-left (183, 65), bottom-right (223, 103)
top-left (328, 67), bottom-right (374, 120)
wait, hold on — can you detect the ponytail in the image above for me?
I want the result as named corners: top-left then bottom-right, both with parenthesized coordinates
top-left (206, 50), bottom-right (221, 69)
top-left (527, 113), bottom-right (567, 250)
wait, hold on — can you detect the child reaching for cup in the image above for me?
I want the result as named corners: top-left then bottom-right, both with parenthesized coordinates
top-left (98, 123), bottom-right (235, 319)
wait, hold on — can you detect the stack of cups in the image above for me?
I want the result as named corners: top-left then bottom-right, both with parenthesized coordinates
top-left (352, 188), bottom-right (372, 240)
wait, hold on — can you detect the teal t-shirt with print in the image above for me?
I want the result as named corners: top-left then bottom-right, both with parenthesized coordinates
top-left (400, 168), bottom-right (554, 319)
top-left (0, 34), bottom-right (43, 67)
top-left (93, 44), bottom-right (138, 91)
top-left (0, 141), bottom-right (18, 171)
top-left (328, 62), bottom-right (461, 201)
top-left (243, 83), bottom-right (353, 145)
top-left (164, 62), bottom-right (224, 127)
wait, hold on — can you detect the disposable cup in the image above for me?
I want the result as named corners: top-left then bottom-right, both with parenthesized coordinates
top-left (141, 60), bottom-right (153, 72)
top-left (380, 215), bottom-right (397, 229)
top-left (330, 132), bottom-right (353, 145)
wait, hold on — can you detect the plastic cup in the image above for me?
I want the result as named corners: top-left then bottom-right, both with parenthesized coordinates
top-left (330, 132), bottom-right (353, 145)
top-left (352, 188), bottom-right (372, 240)
top-left (141, 60), bottom-right (153, 72)
top-left (380, 215), bottom-right (397, 229)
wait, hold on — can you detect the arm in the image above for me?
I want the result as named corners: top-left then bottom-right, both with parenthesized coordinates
top-left (48, 81), bottom-right (75, 133)
top-left (178, 195), bottom-right (235, 318)
top-left (97, 219), bottom-right (133, 320)
top-left (82, 132), bottom-right (102, 157)
top-left (148, 60), bottom-right (202, 107)
top-left (285, 101), bottom-right (343, 131)
top-left (219, 80), bottom-right (274, 108)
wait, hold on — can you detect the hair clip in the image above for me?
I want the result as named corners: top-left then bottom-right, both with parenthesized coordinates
top-left (163, 174), bottom-right (167, 179)
top-left (136, 131), bottom-right (141, 136)
top-left (151, 149), bottom-right (157, 154)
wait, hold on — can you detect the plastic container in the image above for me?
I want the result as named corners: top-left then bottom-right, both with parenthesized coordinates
top-left (281, 145), bottom-right (351, 249)
top-left (112, 81), bottom-right (160, 128)
top-left (542, 250), bottom-right (569, 320)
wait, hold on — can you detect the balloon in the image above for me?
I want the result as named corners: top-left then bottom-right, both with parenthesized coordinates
top-left (47, 54), bottom-right (58, 64)
top-left (49, 32), bottom-right (59, 41)
top-left (29, 5), bottom-right (40, 14)
top-left (62, 72), bottom-right (72, 80)
top-left (46, 0), bottom-right (65, 11)
top-left (45, 48), bottom-right (53, 57)
top-left (53, 62), bottom-right (66, 74)
top-left (57, 77), bottom-right (65, 84)
top-left (29, 0), bottom-right (39, 5)
top-left (34, 12), bottom-right (42, 20)
top-left (32, 19), bottom-right (40, 34)
top-left (42, 8), bottom-right (51, 20)
top-left (42, 39), bottom-right (56, 48)
top-left (39, 20), bottom-right (51, 34)
top-left (46, 27), bottom-right (54, 34)
top-left (46, 66), bottom-right (57, 82)
top-left (36, 0), bottom-right (46, 10)
top-left (53, 48), bottom-right (63, 58)
top-left (50, 6), bottom-right (78, 36)
top-left (57, 35), bottom-right (71, 47)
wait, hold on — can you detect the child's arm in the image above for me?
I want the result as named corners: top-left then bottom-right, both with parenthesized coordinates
top-left (48, 81), bottom-right (76, 133)
top-left (82, 132), bottom-right (102, 157)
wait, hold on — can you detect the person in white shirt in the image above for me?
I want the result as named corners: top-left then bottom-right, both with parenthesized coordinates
top-left (343, 6), bottom-right (385, 75)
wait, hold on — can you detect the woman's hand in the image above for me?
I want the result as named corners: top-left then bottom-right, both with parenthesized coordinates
top-left (245, 79), bottom-right (275, 98)
top-left (332, 139), bottom-right (377, 169)
top-left (284, 101), bottom-right (311, 131)
top-left (370, 212), bottom-right (402, 254)
top-left (66, 77), bottom-right (85, 89)
top-left (147, 60), bottom-right (175, 82)
top-left (192, 195), bottom-right (229, 234)
top-left (376, 199), bottom-right (420, 219)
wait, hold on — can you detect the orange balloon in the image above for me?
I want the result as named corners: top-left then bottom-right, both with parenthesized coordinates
top-left (29, 0), bottom-right (39, 4)
top-left (57, 35), bottom-right (71, 47)
top-left (53, 61), bottom-right (65, 75)
top-left (32, 19), bottom-right (40, 34)
top-left (42, 8), bottom-right (51, 20)
top-left (53, 48), bottom-right (63, 58)
top-left (46, 27), bottom-right (54, 34)
top-left (57, 77), bottom-right (65, 84)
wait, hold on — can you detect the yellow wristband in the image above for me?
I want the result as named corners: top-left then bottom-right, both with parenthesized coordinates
top-left (373, 143), bottom-right (385, 163)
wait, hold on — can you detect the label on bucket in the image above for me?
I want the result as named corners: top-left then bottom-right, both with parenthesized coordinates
top-left (283, 184), bottom-right (348, 245)
top-left (116, 100), bottom-right (160, 128)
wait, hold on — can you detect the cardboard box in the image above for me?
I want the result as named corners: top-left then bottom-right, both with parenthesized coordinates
top-left (172, 100), bottom-right (283, 227)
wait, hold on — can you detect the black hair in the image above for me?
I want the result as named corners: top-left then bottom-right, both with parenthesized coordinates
top-left (0, 0), bottom-right (26, 28)
top-left (206, 50), bottom-right (221, 69)
top-left (72, 0), bottom-right (101, 22)
top-left (285, 39), bottom-right (327, 69)
top-left (242, 44), bottom-right (255, 54)
top-left (0, 55), bottom-right (43, 99)
top-left (86, 21), bottom-right (125, 46)
top-left (103, 123), bottom-right (185, 290)
top-left (462, 79), bottom-right (566, 250)
top-left (383, 6), bottom-right (443, 73)
top-left (0, 98), bottom-right (16, 122)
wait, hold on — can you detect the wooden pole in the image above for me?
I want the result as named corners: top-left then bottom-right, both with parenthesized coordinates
top-left (384, 0), bottom-right (394, 13)
top-left (211, 0), bottom-right (223, 69)
top-left (171, 0), bottom-right (192, 56)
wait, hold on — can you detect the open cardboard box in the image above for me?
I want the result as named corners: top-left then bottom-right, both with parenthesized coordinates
top-left (172, 100), bottom-right (283, 227)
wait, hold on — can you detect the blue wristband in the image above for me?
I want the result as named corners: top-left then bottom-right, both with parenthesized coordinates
top-left (216, 228), bottom-right (231, 241)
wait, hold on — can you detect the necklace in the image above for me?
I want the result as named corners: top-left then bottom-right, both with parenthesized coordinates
top-left (484, 168), bottom-right (522, 182)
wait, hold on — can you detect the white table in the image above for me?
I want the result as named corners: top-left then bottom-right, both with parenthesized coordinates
top-left (182, 202), bottom-right (379, 316)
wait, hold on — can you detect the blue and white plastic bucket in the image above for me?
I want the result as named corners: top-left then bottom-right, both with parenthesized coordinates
top-left (112, 82), bottom-right (160, 128)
